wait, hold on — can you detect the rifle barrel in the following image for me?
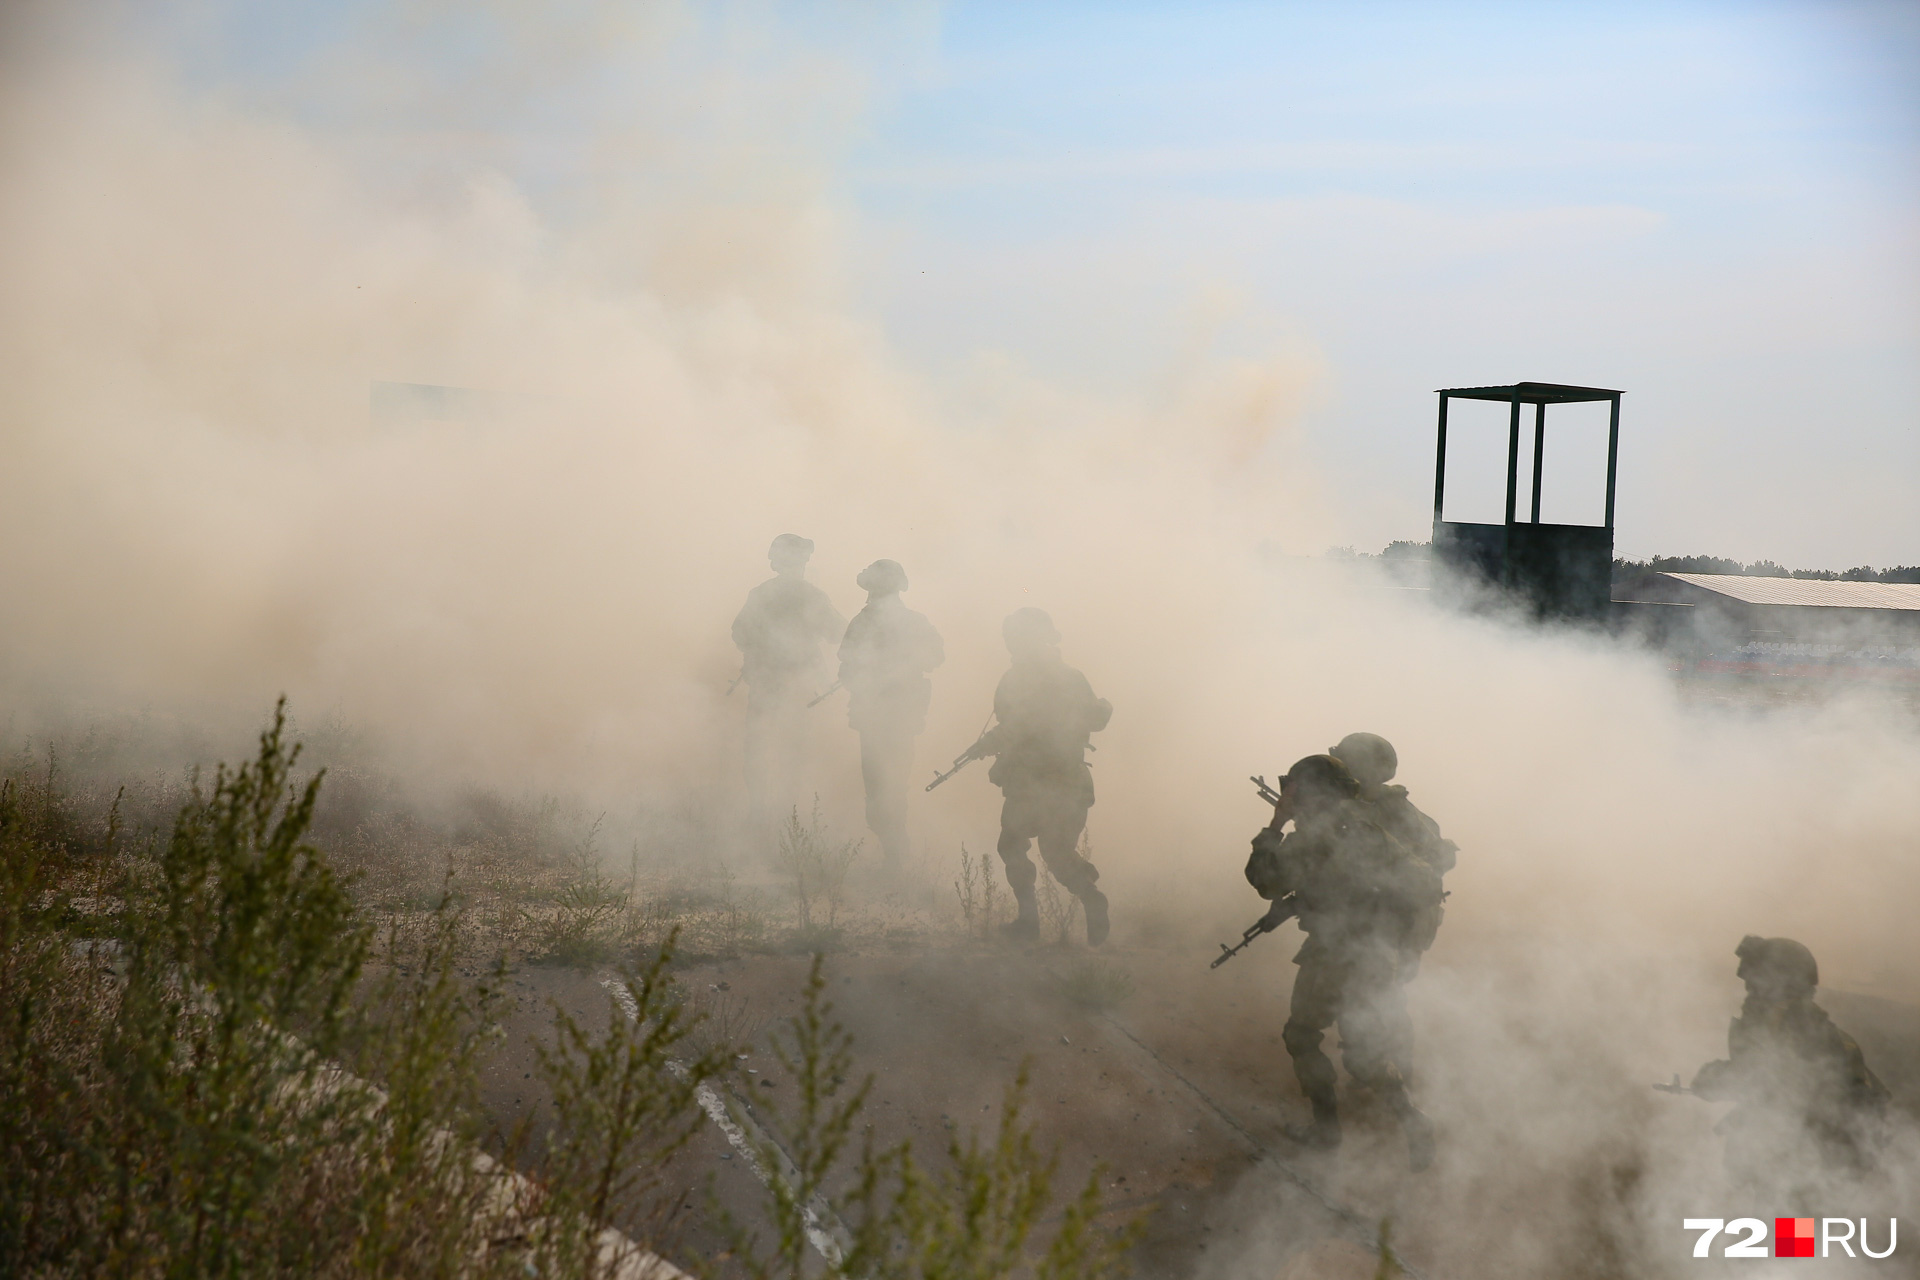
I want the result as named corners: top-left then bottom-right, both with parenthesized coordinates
top-left (927, 729), bottom-right (995, 792)
top-left (925, 756), bottom-right (973, 792)
top-left (1209, 898), bottom-right (1296, 970)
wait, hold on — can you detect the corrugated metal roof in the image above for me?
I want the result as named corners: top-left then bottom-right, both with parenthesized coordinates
top-left (1663, 573), bottom-right (1920, 611)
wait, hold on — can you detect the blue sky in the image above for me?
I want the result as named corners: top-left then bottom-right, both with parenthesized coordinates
top-left (149, 1), bottom-right (1920, 564)
top-left (836, 3), bottom-right (1920, 562)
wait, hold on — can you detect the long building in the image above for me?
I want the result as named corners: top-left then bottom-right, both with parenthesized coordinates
top-left (1618, 573), bottom-right (1920, 684)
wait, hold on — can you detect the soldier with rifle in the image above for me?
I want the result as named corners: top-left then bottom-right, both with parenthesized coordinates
top-left (731, 534), bottom-right (844, 832)
top-left (1244, 754), bottom-right (1445, 1170)
top-left (835, 559), bottom-right (943, 873)
top-left (1209, 775), bottom-right (1295, 969)
top-left (933, 608), bottom-right (1112, 944)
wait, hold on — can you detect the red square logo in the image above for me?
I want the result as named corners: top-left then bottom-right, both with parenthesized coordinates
top-left (1775, 1217), bottom-right (1816, 1258)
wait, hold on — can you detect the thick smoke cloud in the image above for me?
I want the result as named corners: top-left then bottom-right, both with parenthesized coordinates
top-left (2, 5), bottom-right (1915, 1273)
top-left (0, 3), bottom-right (1329, 790)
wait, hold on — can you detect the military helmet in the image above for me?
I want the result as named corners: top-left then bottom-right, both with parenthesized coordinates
top-left (1329, 732), bottom-right (1398, 786)
top-left (1281, 753), bottom-right (1361, 800)
top-left (1002, 607), bottom-right (1061, 648)
top-left (1734, 935), bottom-right (1819, 994)
top-left (769, 533), bottom-right (815, 559)
top-left (857, 559), bottom-right (908, 593)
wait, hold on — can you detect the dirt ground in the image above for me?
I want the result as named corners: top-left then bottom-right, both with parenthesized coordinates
top-left (466, 926), bottom-right (1920, 1280)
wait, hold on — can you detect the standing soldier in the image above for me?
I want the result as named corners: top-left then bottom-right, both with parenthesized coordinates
top-left (1328, 732), bottom-right (1456, 979)
top-left (957, 608), bottom-right (1112, 945)
top-left (732, 534), bottom-right (844, 827)
top-left (837, 559), bottom-right (944, 873)
top-left (1245, 754), bottom-right (1445, 1170)
top-left (1684, 936), bottom-right (1888, 1197)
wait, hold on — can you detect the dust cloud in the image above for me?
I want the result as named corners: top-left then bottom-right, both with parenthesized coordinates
top-left (2, 5), bottom-right (1915, 1275)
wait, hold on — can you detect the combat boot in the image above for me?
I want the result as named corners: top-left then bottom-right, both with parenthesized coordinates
top-left (1000, 890), bottom-right (1039, 943)
top-left (1284, 1089), bottom-right (1342, 1150)
top-left (1080, 887), bottom-right (1110, 946)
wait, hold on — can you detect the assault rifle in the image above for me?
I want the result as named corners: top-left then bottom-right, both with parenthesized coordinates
top-left (806, 680), bottom-right (844, 709)
top-left (1210, 896), bottom-right (1297, 970)
top-left (1250, 775), bottom-right (1285, 806)
top-left (925, 737), bottom-right (990, 792)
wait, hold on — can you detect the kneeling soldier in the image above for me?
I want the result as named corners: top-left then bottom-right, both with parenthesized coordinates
top-left (1688, 935), bottom-right (1888, 1197)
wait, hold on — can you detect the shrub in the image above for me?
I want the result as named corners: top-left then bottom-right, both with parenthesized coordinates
top-left (0, 703), bottom-right (713, 1278)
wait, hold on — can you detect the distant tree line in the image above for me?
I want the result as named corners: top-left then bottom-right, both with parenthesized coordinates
top-left (1324, 542), bottom-right (1920, 589)
top-left (1322, 540), bottom-right (1432, 561)
top-left (1610, 554), bottom-right (1920, 595)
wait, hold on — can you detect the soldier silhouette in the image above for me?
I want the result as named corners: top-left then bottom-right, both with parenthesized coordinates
top-left (731, 534), bottom-right (843, 831)
top-left (836, 559), bottom-right (943, 872)
top-left (965, 608), bottom-right (1111, 945)
top-left (1245, 753), bottom-right (1445, 1170)
top-left (1687, 936), bottom-right (1888, 1200)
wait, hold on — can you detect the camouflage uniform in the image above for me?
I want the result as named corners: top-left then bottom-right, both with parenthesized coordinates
top-left (1357, 782), bottom-right (1454, 974)
top-left (732, 536), bottom-right (844, 823)
top-left (1245, 755), bottom-right (1444, 1165)
top-left (974, 609), bottom-right (1111, 942)
top-left (1328, 734), bottom-right (1456, 976)
top-left (838, 562), bottom-right (943, 868)
top-left (1691, 936), bottom-right (1888, 1194)
top-left (1358, 783), bottom-right (1456, 876)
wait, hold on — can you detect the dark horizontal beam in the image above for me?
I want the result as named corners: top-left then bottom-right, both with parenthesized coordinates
top-left (1438, 382), bottom-right (1621, 405)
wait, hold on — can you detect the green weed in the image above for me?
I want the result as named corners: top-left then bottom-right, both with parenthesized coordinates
top-left (2, 704), bottom-right (1145, 1279)
top-left (531, 932), bottom-right (729, 1276)
top-left (732, 955), bottom-right (1140, 1280)
top-left (0, 702), bottom-right (710, 1278)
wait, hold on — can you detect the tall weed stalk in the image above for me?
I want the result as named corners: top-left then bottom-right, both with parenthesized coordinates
top-left (532, 932), bottom-right (728, 1276)
top-left (735, 955), bottom-right (1136, 1280)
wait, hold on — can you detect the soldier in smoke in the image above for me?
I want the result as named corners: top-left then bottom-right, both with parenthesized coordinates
top-left (731, 534), bottom-right (844, 828)
top-left (959, 607), bottom-right (1112, 945)
top-left (837, 559), bottom-right (943, 872)
top-left (1686, 935), bottom-right (1888, 1196)
top-left (1328, 732), bottom-right (1457, 878)
top-left (1328, 732), bottom-right (1456, 981)
top-left (1245, 754), bottom-right (1445, 1170)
